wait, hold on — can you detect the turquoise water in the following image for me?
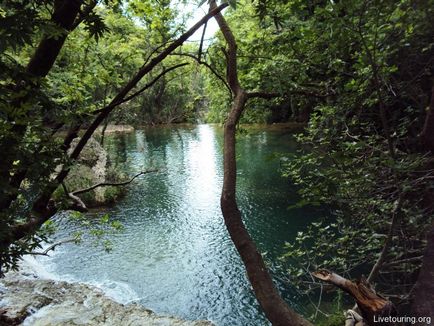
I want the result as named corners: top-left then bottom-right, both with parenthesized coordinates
top-left (41, 124), bottom-right (324, 326)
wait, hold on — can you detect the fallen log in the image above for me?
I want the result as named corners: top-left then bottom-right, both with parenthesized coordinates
top-left (312, 270), bottom-right (395, 326)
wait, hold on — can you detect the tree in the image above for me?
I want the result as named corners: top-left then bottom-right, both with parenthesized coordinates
top-left (208, 0), bottom-right (312, 324)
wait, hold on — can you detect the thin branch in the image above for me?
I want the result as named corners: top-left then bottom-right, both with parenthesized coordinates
top-left (142, 40), bottom-right (174, 68)
top-left (383, 256), bottom-right (423, 268)
top-left (120, 63), bottom-right (189, 104)
top-left (28, 238), bottom-right (76, 256)
top-left (170, 52), bottom-right (231, 95)
top-left (62, 182), bottom-right (87, 212)
top-left (367, 193), bottom-right (404, 283)
top-left (354, 15), bottom-right (396, 158)
top-left (248, 88), bottom-right (332, 99)
top-left (314, 284), bottom-right (323, 320)
top-left (247, 91), bottom-right (280, 99)
top-left (198, 21), bottom-right (207, 61)
top-left (72, 170), bottom-right (158, 195)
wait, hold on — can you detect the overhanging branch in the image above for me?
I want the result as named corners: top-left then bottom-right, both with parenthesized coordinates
top-left (62, 170), bottom-right (158, 212)
top-left (62, 182), bottom-right (88, 212)
top-left (119, 63), bottom-right (189, 105)
top-left (72, 170), bottom-right (158, 195)
top-left (27, 238), bottom-right (76, 256)
top-left (248, 88), bottom-right (333, 99)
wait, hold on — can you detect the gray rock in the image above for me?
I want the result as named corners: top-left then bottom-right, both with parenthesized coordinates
top-left (1, 265), bottom-right (214, 326)
top-left (58, 137), bottom-right (124, 207)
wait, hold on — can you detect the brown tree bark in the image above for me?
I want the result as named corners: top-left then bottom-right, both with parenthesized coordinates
top-left (313, 270), bottom-right (395, 326)
top-left (26, 0), bottom-right (82, 77)
top-left (420, 86), bottom-right (434, 152)
top-left (411, 222), bottom-right (434, 319)
top-left (211, 1), bottom-right (311, 325)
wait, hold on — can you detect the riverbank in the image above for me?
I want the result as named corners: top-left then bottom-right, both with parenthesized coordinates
top-left (0, 257), bottom-right (214, 326)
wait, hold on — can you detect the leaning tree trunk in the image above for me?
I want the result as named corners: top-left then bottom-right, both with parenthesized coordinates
top-left (0, 0), bottom-right (83, 211)
top-left (211, 1), bottom-right (311, 325)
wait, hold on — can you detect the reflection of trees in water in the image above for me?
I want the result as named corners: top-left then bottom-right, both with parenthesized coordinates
top-left (107, 133), bottom-right (129, 170)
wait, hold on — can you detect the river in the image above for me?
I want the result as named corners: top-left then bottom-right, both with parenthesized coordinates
top-left (39, 124), bottom-right (325, 326)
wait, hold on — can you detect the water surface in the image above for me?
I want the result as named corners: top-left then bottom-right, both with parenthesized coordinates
top-left (41, 124), bottom-right (323, 326)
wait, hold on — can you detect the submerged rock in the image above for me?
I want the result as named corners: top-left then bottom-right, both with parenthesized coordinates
top-left (0, 261), bottom-right (214, 326)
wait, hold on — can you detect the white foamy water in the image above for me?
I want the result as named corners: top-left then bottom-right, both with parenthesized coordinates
top-left (25, 248), bottom-right (139, 305)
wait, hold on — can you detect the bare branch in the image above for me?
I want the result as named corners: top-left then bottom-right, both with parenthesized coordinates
top-left (72, 170), bottom-right (158, 196)
top-left (312, 270), bottom-right (395, 326)
top-left (367, 193), bottom-right (404, 283)
top-left (383, 256), bottom-right (423, 267)
top-left (248, 88), bottom-right (332, 99)
top-left (142, 40), bottom-right (174, 68)
top-left (170, 52), bottom-right (231, 95)
top-left (28, 238), bottom-right (76, 256)
top-left (198, 21), bottom-right (207, 61)
top-left (247, 92), bottom-right (281, 99)
top-left (62, 182), bottom-right (88, 212)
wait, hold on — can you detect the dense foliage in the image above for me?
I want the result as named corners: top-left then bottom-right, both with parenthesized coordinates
top-left (246, 0), bottom-right (433, 314)
top-left (199, 0), bottom-right (434, 318)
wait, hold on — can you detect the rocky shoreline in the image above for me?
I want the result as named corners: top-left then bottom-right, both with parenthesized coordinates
top-left (0, 258), bottom-right (214, 326)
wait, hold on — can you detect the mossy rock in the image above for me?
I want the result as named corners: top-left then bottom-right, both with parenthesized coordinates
top-left (54, 137), bottom-right (125, 208)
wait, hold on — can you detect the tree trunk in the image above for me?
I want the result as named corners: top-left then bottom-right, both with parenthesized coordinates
top-left (411, 222), bottom-right (434, 319)
top-left (0, 0), bottom-right (82, 210)
top-left (26, 0), bottom-right (82, 77)
top-left (420, 86), bottom-right (434, 152)
top-left (212, 1), bottom-right (311, 325)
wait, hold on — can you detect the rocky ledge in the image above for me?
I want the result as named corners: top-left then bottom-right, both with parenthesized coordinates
top-left (0, 261), bottom-right (214, 326)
